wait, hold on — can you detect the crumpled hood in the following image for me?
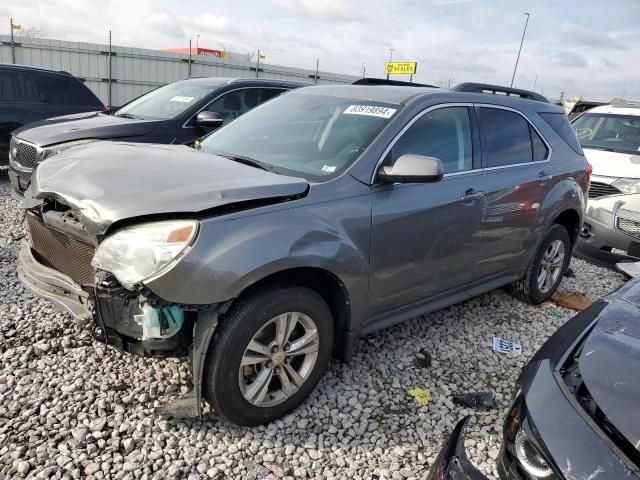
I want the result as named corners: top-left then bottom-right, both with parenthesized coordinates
top-left (579, 280), bottom-right (640, 451)
top-left (13, 111), bottom-right (160, 147)
top-left (28, 142), bottom-right (309, 235)
top-left (584, 147), bottom-right (640, 180)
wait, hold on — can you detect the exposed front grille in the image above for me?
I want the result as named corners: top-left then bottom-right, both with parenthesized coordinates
top-left (12, 138), bottom-right (39, 169)
top-left (588, 181), bottom-right (622, 199)
top-left (617, 217), bottom-right (640, 240)
top-left (26, 213), bottom-right (96, 285)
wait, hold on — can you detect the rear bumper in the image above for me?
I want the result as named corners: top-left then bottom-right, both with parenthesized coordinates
top-left (17, 240), bottom-right (92, 320)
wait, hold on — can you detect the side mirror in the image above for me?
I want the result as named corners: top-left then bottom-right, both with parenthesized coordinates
top-left (194, 111), bottom-right (224, 128)
top-left (378, 154), bottom-right (444, 184)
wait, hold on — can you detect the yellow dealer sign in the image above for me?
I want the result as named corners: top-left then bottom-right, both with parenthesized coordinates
top-left (385, 62), bottom-right (417, 75)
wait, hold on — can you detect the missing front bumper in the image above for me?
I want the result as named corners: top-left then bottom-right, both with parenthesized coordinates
top-left (17, 240), bottom-right (92, 320)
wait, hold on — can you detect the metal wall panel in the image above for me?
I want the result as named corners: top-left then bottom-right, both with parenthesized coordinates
top-left (1, 35), bottom-right (357, 107)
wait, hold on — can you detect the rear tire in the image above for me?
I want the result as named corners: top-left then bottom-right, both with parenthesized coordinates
top-left (203, 285), bottom-right (333, 426)
top-left (512, 224), bottom-right (571, 305)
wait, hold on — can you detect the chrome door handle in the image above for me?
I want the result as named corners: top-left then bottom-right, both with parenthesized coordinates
top-left (460, 190), bottom-right (484, 203)
top-left (538, 172), bottom-right (553, 184)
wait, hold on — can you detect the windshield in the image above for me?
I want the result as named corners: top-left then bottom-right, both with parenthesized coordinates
top-left (115, 82), bottom-right (215, 120)
top-left (572, 113), bottom-right (640, 154)
top-left (199, 92), bottom-right (399, 181)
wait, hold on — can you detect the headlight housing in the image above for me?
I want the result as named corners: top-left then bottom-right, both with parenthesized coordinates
top-left (504, 391), bottom-right (554, 478)
top-left (42, 139), bottom-right (99, 160)
top-left (92, 220), bottom-right (198, 288)
top-left (612, 178), bottom-right (640, 195)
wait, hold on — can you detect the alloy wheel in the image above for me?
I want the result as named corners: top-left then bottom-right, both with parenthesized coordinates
top-left (238, 312), bottom-right (319, 407)
top-left (537, 239), bottom-right (565, 294)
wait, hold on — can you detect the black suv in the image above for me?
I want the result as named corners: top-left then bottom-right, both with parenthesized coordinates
top-left (8, 77), bottom-right (305, 195)
top-left (0, 64), bottom-right (104, 165)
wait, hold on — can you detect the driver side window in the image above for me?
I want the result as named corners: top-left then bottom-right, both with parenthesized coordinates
top-left (389, 107), bottom-right (473, 174)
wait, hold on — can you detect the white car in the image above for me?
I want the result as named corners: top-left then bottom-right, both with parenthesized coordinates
top-left (572, 103), bottom-right (640, 198)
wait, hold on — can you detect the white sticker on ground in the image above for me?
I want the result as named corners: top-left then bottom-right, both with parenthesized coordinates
top-left (492, 336), bottom-right (522, 355)
top-left (343, 105), bottom-right (397, 118)
top-left (170, 96), bottom-right (194, 103)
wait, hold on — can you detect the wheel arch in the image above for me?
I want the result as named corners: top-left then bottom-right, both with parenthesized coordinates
top-left (228, 266), bottom-right (354, 361)
top-left (552, 208), bottom-right (581, 247)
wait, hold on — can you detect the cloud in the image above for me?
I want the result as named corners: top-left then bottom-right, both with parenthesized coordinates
top-left (271, 0), bottom-right (356, 21)
top-left (144, 14), bottom-right (186, 38)
top-left (549, 51), bottom-right (588, 68)
top-left (598, 57), bottom-right (619, 69)
top-left (560, 22), bottom-right (627, 50)
top-left (186, 13), bottom-right (232, 33)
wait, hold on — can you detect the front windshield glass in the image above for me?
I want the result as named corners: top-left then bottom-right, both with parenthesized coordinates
top-left (199, 92), bottom-right (399, 181)
top-left (572, 113), bottom-right (640, 154)
top-left (115, 82), bottom-right (214, 120)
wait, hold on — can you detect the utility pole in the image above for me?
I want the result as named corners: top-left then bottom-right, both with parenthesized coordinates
top-left (256, 49), bottom-right (260, 78)
top-left (533, 75), bottom-right (538, 92)
top-left (108, 30), bottom-right (112, 110)
top-left (196, 34), bottom-right (200, 52)
top-left (10, 18), bottom-right (16, 64)
top-left (315, 58), bottom-right (319, 84)
top-left (361, 63), bottom-right (366, 78)
top-left (510, 12), bottom-right (530, 88)
top-left (386, 48), bottom-right (394, 80)
top-left (188, 39), bottom-right (192, 78)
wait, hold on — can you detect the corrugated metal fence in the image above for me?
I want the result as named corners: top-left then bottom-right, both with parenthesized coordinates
top-left (0, 35), bottom-right (358, 107)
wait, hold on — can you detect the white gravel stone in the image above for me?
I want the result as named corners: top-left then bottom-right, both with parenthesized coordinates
top-left (0, 181), bottom-right (627, 479)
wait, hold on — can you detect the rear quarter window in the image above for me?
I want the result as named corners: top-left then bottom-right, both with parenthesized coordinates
top-left (540, 112), bottom-right (584, 155)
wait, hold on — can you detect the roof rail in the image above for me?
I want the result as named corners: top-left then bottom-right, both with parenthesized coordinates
top-left (353, 78), bottom-right (437, 88)
top-left (452, 82), bottom-right (549, 103)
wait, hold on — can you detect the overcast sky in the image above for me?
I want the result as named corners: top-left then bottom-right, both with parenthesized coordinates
top-left (2, 0), bottom-right (639, 101)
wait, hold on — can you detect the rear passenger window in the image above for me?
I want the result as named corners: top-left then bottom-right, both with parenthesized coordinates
top-left (478, 108), bottom-right (532, 167)
top-left (530, 127), bottom-right (548, 161)
top-left (0, 71), bottom-right (43, 103)
top-left (66, 78), bottom-right (102, 107)
top-left (389, 106), bottom-right (473, 174)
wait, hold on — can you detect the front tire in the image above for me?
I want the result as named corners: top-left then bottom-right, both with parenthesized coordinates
top-left (512, 224), bottom-right (571, 305)
top-left (203, 286), bottom-right (334, 426)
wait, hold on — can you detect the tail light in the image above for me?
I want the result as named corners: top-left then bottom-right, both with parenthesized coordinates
top-left (102, 105), bottom-right (111, 114)
top-left (586, 161), bottom-right (592, 192)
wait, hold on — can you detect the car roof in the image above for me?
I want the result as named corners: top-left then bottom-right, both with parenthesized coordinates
top-left (292, 84), bottom-right (440, 104)
top-left (290, 84), bottom-right (559, 111)
top-left (175, 77), bottom-right (308, 88)
top-left (587, 104), bottom-right (640, 116)
top-left (0, 63), bottom-right (72, 76)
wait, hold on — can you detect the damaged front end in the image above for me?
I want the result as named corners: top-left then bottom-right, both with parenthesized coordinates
top-left (17, 199), bottom-right (221, 418)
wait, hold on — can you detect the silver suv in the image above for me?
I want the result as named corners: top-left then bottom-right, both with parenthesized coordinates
top-left (18, 83), bottom-right (588, 425)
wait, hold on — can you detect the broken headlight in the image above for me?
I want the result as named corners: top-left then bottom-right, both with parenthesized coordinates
top-left (92, 220), bottom-right (198, 288)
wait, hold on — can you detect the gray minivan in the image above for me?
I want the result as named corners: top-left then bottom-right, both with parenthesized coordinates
top-left (18, 83), bottom-right (588, 425)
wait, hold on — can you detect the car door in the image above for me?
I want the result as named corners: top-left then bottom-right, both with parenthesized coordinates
top-left (469, 105), bottom-right (552, 285)
top-left (368, 105), bottom-right (485, 317)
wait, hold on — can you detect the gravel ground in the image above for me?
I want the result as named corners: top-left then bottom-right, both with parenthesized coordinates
top-left (0, 180), bottom-right (627, 480)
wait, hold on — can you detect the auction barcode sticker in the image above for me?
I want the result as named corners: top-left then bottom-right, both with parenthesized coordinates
top-left (170, 96), bottom-right (194, 103)
top-left (343, 105), bottom-right (397, 119)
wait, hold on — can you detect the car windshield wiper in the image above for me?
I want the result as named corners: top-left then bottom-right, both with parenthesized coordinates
top-left (216, 153), bottom-right (278, 173)
top-left (114, 113), bottom-right (143, 120)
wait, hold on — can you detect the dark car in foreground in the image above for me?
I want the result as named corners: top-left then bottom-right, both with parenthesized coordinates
top-left (430, 279), bottom-right (640, 479)
top-left (0, 64), bottom-right (104, 165)
top-left (8, 77), bottom-right (304, 195)
top-left (18, 83), bottom-right (588, 425)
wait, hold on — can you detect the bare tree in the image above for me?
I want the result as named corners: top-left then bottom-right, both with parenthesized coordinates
top-left (19, 25), bottom-right (49, 38)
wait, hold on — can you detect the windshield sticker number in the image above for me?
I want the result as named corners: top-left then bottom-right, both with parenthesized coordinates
top-left (343, 105), bottom-right (397, 119)
top-left (170, 96), bottom-right (194, 103)
top-left (322, 165), bottom-right (337, 173)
